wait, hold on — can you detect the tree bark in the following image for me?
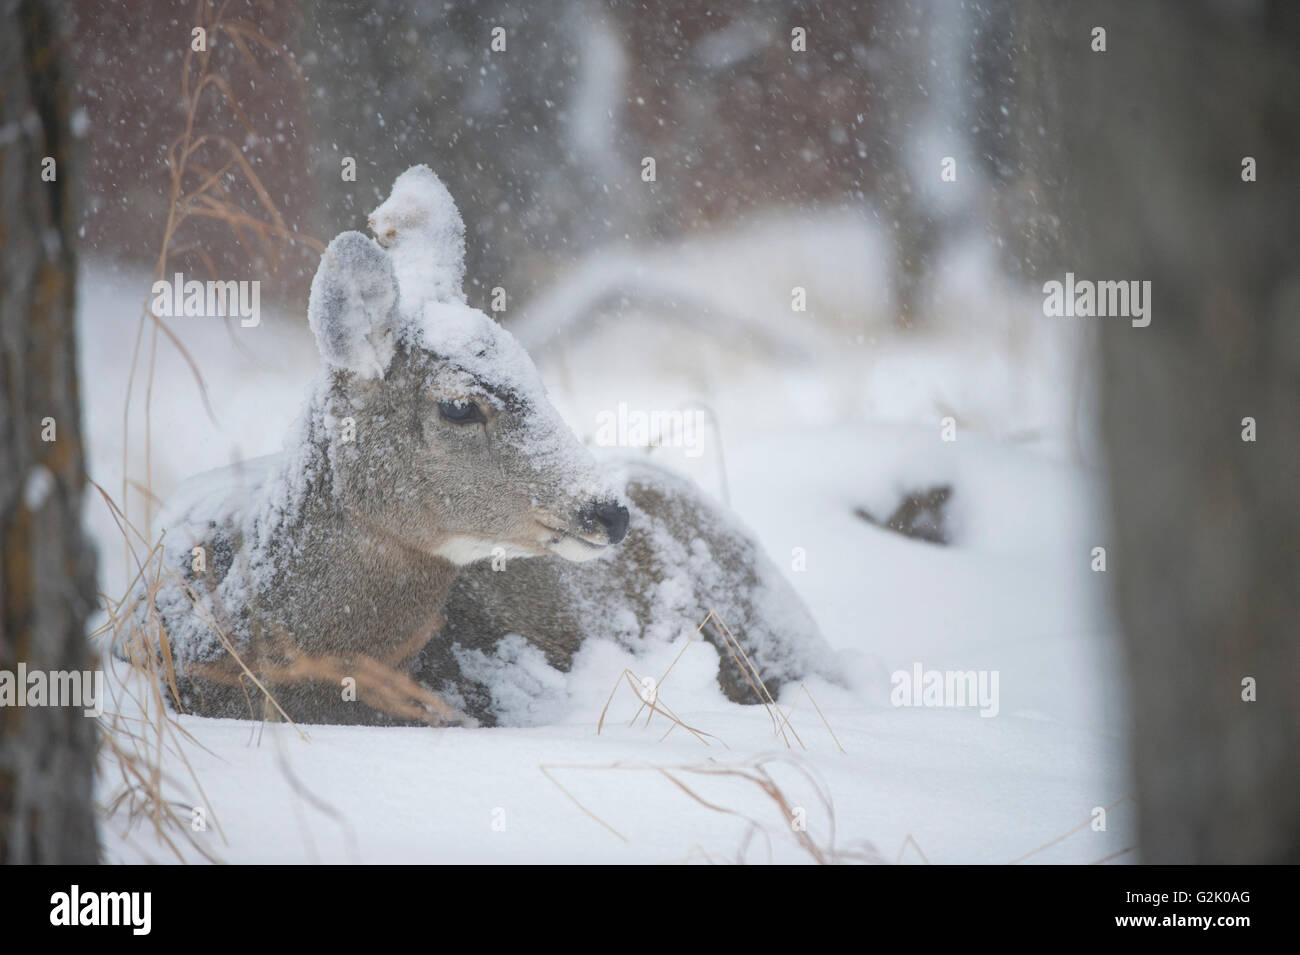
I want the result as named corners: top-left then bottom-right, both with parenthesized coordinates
top-left (0, 0), bottom-right (98, 864)
top-left (1053, 1), bottom-right (1300, 862)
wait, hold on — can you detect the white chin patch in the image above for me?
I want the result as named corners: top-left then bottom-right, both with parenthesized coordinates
top-left (546, 536), bottom-right (607, 563)
top-left (435, 536), bottom-right (536, 567)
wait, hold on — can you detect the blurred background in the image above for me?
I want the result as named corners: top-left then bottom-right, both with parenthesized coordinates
top-left (74, 0), bottom-right (1061, 318)
top-left (68, 0), bottom-right (1095, 528)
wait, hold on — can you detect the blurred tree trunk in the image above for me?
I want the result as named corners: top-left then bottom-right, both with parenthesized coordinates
top-left (1053, 2), bottom-right (1300, 862)
top-left (300, 0), bottom-right (586, 310)
top-left (0, 0), bottom-right (98, 863)
top-left (868, 0), bottom-right (937, 328)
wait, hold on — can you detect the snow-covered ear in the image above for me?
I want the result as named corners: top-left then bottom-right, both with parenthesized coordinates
top-left (308, 231), bottom-right (400, 379)
top-left (368, 164), bottom-right (467, 306)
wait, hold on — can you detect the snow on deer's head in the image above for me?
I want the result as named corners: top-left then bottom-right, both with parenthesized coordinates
top-left (306, 170), bottom-right (627, 566)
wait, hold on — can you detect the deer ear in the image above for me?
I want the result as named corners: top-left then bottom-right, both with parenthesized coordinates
top-left (308, 231), bottom-right (401, 379)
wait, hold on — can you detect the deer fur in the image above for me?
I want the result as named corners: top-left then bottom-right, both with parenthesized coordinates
top-left (127, 166), bottom-right (838, 727)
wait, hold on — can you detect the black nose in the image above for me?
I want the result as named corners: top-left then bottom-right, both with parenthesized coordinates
top-left (582, 500), bottom-right (630, 545)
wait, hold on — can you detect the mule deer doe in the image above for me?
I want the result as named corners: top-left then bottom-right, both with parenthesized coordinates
top-left (126, 166), bottom-right (838, 726)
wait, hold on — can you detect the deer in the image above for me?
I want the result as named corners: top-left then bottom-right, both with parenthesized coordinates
top-left (126, 166), bottom-right (839, 727)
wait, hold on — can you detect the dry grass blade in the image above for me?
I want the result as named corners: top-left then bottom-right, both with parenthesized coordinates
top-left (538, 755), bottom-right (881, 865)
top-left (772, 683), bottom-right (847, 755)
top-left (1006, 794), bottom-right (1132, 865)
top-left (97, 565), bottom-right (227, 863)
top-left (538, 765), bottom-right (630, 843)
top-left (597, 668), bottom-right (722, 747)
top-left (895, 833), bottom-right (931, 865)
top-left (1089, 846), bottom-right (1136, 865)
top-left (98, 0), bottom-right (324, 862)
top-left (709, 612), bottom-right (806, 749)
top-left (600, 609), bottom-right (845, 757)
top-left (625, 610), bottom-right (711, 727)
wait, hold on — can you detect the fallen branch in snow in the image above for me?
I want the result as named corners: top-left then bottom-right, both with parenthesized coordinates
top-left (509, 248), bottom-right (832, 361)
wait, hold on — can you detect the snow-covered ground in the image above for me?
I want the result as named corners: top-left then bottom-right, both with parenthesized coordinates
top-left (81, 214), bottom-right (1133, 864)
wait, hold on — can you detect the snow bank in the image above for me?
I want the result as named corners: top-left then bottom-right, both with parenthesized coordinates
top-left (80, 192), bottom-right (1128, 863)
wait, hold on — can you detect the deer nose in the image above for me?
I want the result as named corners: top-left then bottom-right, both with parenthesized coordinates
top-left (582, 500), bottom-right (629, 545)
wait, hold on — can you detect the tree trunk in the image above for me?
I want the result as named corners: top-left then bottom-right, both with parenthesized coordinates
top-left (1053, 1), bottom-right (1300, 862)
top-left (0, 0), bottom-right (98, 864)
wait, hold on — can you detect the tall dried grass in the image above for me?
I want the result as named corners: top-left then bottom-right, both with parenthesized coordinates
top-left (96, 0), bottom-right (321, 861)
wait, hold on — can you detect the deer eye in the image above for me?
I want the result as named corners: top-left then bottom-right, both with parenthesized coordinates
top-left (438, 399), bottom-right (485, 424)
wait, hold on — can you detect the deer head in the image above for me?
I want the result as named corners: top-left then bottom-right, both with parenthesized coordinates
top-left (306, 168), bottom-right (628, 567)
